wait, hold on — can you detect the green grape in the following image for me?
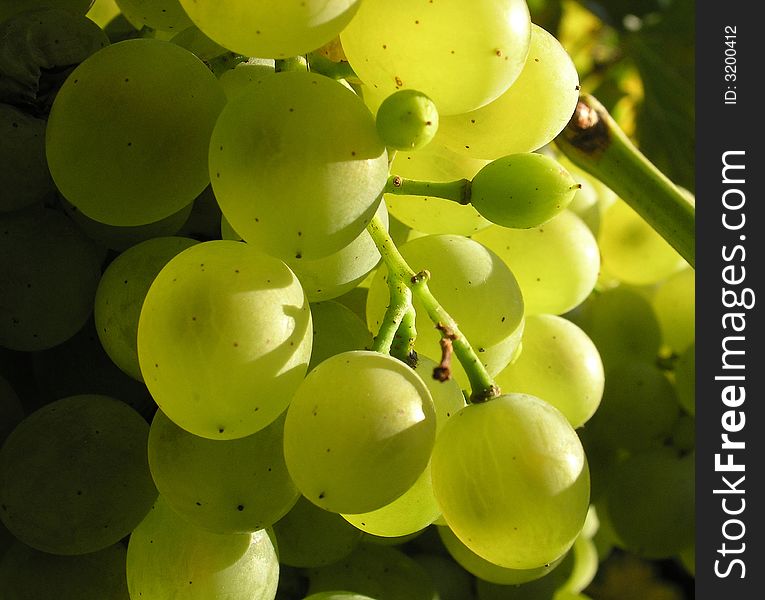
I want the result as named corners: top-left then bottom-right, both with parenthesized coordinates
top-left (366, 235), bottom-right (525, 387)
top-left (559, 536), bottom-right (598, 594)
top-left (341, 0), bottom-right (531, 116)
top-left (0, 103), bottom-right (55, 212)
top-left (210, 72), bottom-right (386, 262)
top-left (61, 196), bottom-right (193, 252)
top-left (604, 448), bottom-right (694, 558)
top-left (178, 0), bottom-right (361, 58)
top-left (495, 314), bottom-right (604, 428)
top-left (411, 553), bottom-right (478, 600)
top-left (0, 540), bottom-right (129, 599)
top-left (137, 240), bottom-right (312, 440)
top-left (126, 495), bottom-right (279, 600)
top-left (386, 140), bottom-right (491, 235)
top-left (304, 594), bottom-right (376, 600)
top-left (221, 215), bottom-right (241, 240)
top-left (439, 525), bottom-right (566, 586)
top-left (674, 342), bottom-right (695, 415)
top-left (95, 236), bottom-right (199, 381)
top-left (307, 543), bottom-right (437, 600)
top-left (585, 362), bottom-right (679, 454)
top-left (288, 201), bottom-right (388, 302)
top-left (651, 267), bottom-right (695, 353)
top-left (0, 374), bottom-right (23, 444)
top-left (557, 156), bottom-right (616, 238)
top-left (0, 207), bottom-right (102, 352)
top-left (272, 495), bottom-right (363, 568)
top-left (170, 24), bottom-right (229, 60)
top-left (473, 210), bottom-right (599, 316)
top-left (438, 24), bottom-right (580, 160)
top-left (475, 549), bottom-right (575, 600)
top-left (149, 409), bottom-right (299, 534)
top-left (308, 301), bottom-right (373, 372)
top-left (219, 59), bottom-right (276, 101)
top-left (0, 0), bottom-right (93, 22)
top-left (32, 317), bottom-right (157, 420)
top-left (376, 89), bottom-right (439, 151)
top-left (46, 39), bottom-right (226, 226)
top-left (598, 199), bottom-right (686, 286)
top-left (0, 394), bottom-right (156, 555)
top-left (115, 0), bottom-right (192, 31)
top-left (85, 0), bottom-right (120, 28)
top-left (573, 286), bottom-right (662, 371)
top-left (431, 394), bottom-right (590, 570)
top-left (470, 153), bottom-right (579, 229)
top-left (283, 350), bottom-right (436, 514)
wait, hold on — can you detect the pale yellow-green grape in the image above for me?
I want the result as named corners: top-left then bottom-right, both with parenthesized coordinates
top-left (474, 549), bottom-right (576, 600)
top-left (604, 448), bottom-right (694, 559)
top-left (95, 236), bottom-right (198, 381)
top-left (470, 153), bottom-right (579, 229)
top-left (366, 235), bottom-right (525, 388)
top-left (304, 593), bottom-right (376, 600)
top-left (651, 267), bottom-right (695, 354)
top-left (149, 410), bottom-right (299, 534)
top-left (411, 553), bottom-right (477, 600)
top-left (376, 89), bottom-right (439, 151)
top-left (431, 394), bottom-right (590, 570)
top-left (179, 0), bottom-right (360, 57)
top-left (308, 301), bottom-right (373, 372)
top-left (0, 540), bottom-right (129, 599)
top-left (0, 375), bottom-right (23, 444)
top-left (46, 39), bottom-right (226, 226)
top-left (598, 199), bottom-right (686, 286)
top-left (170, 24), bottom-right (229, 60)
top-left (0, 0), bottom-right (93, 22)
top-left (272, 495), bottom-right (363, 568)
top-left (210, 71), bottom-right (387, 262)
top-left (61, 196), bottom-right (193, 252)
top-left (558, 155), bottom-right (617, 238)
top-left (126, 496), bottom-right (279, 600)
top-left (219, 59), bottom-right (276, 101)
top-left (438, 24), bottom-right (579, 159)
top-left (674, 342), bottom-right (695, 416)
top-left (284, 351), bottom-right (436, 514)
top-left (0, 103), bottom-right (55, 212)
top-left (386, 140), bottom-right (491, 235)
top-left (115, 0), bottom-right (192, 31)
top-left (341, 0), bottom-right (531, 116)
top-left (341, 356), bottom-right (465, 537)
top-left (585, 362), bottom-right (679, 454)
top-left (288, 201), bottom-right (389, 302)
top-left (307, 543), bottom-right (437, 600)
top-left (439, 525), bottom-right (567, 585)
top-left (0, 207), bottom-right (102, 352)
top-left (0, 395), bottom-right (156, 555)
top-left (85, 0), bottom-right (120, 28)
top-left (559, 536), bottom-right (598, 595)
top-left (137, 240), bottom-right (313, 440)
top-left (473, 210), bottom-right (599, 316)
top-left (573, 286), bottom-right (662, 371)
top-left (495, 314), bottom-right (604, 428)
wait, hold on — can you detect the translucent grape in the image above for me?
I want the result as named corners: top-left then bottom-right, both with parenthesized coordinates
top-left (674, 342), bottom-right (695, 416)
top-left (178, 0), bottom-right (362, 58)
top-left (473, 210), bottom-right (599, 316)
top-left (115, 0), bottom-right (192, 31)
top-left (308, 301), bottom-right (373, 372)
top-left (126, 496), bottom-right (279, 600)
top-left (283, 350), bottom-right (436, 514)
top-left (376, 89), bottom-right (439, 151)
top-left (95, 236), bottom-right (199, 381)
top-left (0, 1), bottom-right (94, 23)
top-left (386, 140), bottom-right (491, 235)
top-left (209, 71), bottom-right (388, 262)
top-left (0, 394), bottom-right (156, 555)
top-left (341, 0), bottom-right (531, 115)
top-left (475, 550), bottom-right (575, 600)
top-left (0, 207), bottom-right (102, 352)
top-left (137, 240), bottom-right (312, 440)
top-left (470, 153), bottom-right (579, 229)
top-left (651, 267), bottom-right (695, 353)
top-left (219, 59), bottom-right (276, 101)
top-left (438, 24), bottom-right (580, 159)
top-left (46, 39), bottom-right (226, 226)
top-left (495, 315), bottom-right (604, 428)
top-left (149, 409), bottom-right (299, 534)
top-left (431, 394), bottom-right (590, 570)
top-left (170, 24), bottom-right (229, 60)
top-left (272, 495), bottom-right (363, 568)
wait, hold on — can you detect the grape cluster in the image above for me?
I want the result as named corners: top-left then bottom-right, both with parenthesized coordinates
top-left (0, 1), bottom-right (694, 599)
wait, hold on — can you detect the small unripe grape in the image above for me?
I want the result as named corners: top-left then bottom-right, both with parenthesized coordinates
top-left (376, 90), bottom-right (439, 151)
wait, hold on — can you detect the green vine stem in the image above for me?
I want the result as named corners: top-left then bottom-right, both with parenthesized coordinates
top-left (554, 93), bottom-right (695, 268)
top-left (390, 308), bottom-right (418, 367)
top-left (366, 214), bottom-right (500, 403)
top-left (384, 175), bottom-right (471, 205)
top-left (306, 52), bottom-right (357, 80)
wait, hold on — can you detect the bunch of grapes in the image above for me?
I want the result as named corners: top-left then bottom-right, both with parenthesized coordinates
top-left (0, 1), bottom-right (694, 599)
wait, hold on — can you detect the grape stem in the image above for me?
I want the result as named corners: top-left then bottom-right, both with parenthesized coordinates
top-left (306, 52), bottom-right (358, 81)
top-left (554, 94), bottom-right (695, 268)
top-left (366, 214), bottom-right (500, 403)
top-left (384, 176), bottom-right (472, 205)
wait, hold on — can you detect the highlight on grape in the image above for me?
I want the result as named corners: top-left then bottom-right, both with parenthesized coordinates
top-left (0, 1), bottom-right (695, 599)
